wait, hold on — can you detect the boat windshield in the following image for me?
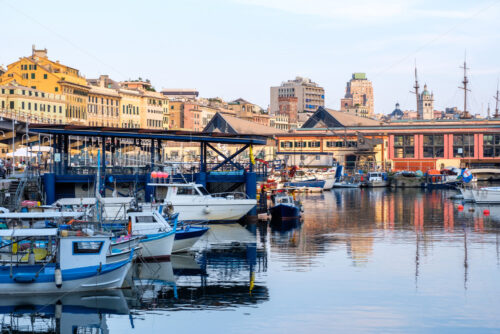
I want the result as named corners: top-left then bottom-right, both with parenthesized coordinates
top-left (177, 187), bottom-right (198, 196)
top-left (135, 215), bottom-right (156, 223)
top-left (197, 186), bottom-right (210, 195)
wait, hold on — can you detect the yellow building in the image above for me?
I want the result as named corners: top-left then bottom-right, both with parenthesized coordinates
top-left (87, 76), bottom-right (121, 127)
top-left (119, 88), bottom-right (142, 129)
top-left (0, 82), bottom-right (66, 124)
top-left (167, 100), bottom-right (184, 130)
top-left (0, 46), bottom-right (89, 125)
top-left (142, 91), bottom-right (167, 130)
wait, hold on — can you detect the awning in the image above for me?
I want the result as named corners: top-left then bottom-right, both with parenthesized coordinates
top-left (0, 228), bottom-right (58, 237)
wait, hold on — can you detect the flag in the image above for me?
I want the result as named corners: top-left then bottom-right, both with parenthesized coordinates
top-left (462, 168), bottom-right (473, 183)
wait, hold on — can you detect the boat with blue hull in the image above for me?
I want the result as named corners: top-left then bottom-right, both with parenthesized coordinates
top-left (0, 228), bottom-right (132, 294)
top-left (174, 224), bottom-right (209, 253)
top-left (270, 193), bottom-right (302, 221)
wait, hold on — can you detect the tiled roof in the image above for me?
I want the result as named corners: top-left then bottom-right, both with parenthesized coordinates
top-left (204, 112), bottom-right (286, 135)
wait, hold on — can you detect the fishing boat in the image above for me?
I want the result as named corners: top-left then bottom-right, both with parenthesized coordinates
top-left (126, 210), bottom-right (177, 260)
top-left (471, 187), bottom-right (500, 203)
top-left (363, 172), bottom-right (389, 188)
top-left (0, 228), bottom-right (132, 294)
top-left (146, 182), bottom-right (257, 222)
top-left (269, 192), bottom-right (302, 221)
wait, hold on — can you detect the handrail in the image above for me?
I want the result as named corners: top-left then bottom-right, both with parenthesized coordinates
top-left (210, 192), bottom-right (250, 199)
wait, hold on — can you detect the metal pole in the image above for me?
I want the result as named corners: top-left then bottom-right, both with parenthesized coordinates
top-left (11, 119), bottom-right (15, 175)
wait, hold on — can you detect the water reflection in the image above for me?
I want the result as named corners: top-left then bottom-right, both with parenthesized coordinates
top-left (0, 290), bottom-right (129, 333)
top-left (126, 223), bottom-right (269, 312)
top-left (2, 189), bottom-right (500, 332)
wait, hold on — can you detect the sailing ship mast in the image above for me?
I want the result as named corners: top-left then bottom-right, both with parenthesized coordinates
top-left (459, 58), bottom-right (471, 119)
top-left (411, 62), bottom-right (421, 119)
top-left (494, 80), bottom-right (500, 118)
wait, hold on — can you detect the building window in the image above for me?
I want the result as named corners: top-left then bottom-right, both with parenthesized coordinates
top-left (44, 74), bottom-right (47, 79)
top-left (9, 101), bottom-right (14, 109)
top-left (394, 135), bottom-right (414, 158)
top-left (483, 135), bottom-right (500, 157)
top-left (453, 134), bottom-right (474, 158)
top-left (294, 141), bottom-right (306, 148)
top-left (55, 87), bottom-right (58, 92)
top-left (31, 73), bottom-right (35, 79)
top-left (423, 135), bottom-right (444, 158)
top-left (22, 102), bottom-right (25, 109)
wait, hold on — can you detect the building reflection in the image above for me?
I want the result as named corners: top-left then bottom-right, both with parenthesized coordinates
top-left (266, 188), bottom-right (500, 271)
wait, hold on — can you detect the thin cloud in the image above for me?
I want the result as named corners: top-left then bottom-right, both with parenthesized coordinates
top-left (232, 0), bottom-right (494, 22)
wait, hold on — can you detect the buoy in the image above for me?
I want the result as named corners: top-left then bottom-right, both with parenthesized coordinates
top-left (457, 204), bottom-right (464, 211)
top-left (151, 171), bottom-right (157, 180)
top-left (203, 207), bottom-right (211, 214)
top-left (55, 268), bottom-right (62, 288)
top-left (484, 209), bottom-right (490, 216)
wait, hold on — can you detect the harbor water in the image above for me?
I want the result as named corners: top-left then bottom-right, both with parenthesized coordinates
top-left (4, 188), bottom-right (500, 333)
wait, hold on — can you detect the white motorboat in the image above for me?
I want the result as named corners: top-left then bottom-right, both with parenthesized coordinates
top-left (127, 210), bottom-right (176, 260)
top-left (147, 183), bottom-right (257, 222)
top-left (459, 187), bottom-right (475, 202)
top-left (471, 187), bottom-right (500, 203)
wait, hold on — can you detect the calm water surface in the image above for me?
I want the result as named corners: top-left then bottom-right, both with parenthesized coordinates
top-left (5, 188), bottom-right (500, 333)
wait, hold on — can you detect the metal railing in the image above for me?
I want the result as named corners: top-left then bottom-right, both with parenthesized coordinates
top-left (210, 192), bottom-right (250, 199)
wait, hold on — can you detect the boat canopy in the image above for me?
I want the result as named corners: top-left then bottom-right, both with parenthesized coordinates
top-left (147, 182), bottom-right (202, 187)
top-left (0, 228), bottom-right (58, 237)
top-left (55, 198), bottom-right (97, 206)
top-left (0, 212), bottom-right (84, 219)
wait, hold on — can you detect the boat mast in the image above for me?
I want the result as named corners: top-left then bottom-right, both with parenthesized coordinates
top-left (411, 61), bottom-right (420, 119)
top-left (459, 58), bottom-right (471, 119)
top-left (494, 79), bottom-right (500, 118)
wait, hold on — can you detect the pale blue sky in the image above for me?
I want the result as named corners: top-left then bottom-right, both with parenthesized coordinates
top-left (1, 0), bottom-right (500, 115)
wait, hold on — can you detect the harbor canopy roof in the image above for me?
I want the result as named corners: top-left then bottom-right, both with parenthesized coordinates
top-left (0, 212), bottom-right (84, 219)
top-left (0, 228), bottom-right (58, 237)
top-left (301, 107), bottom-right (384, 128)
top-left (28, 124), bottom-right (268, 145)
top-left (203, 112), bottom-right (285, 136)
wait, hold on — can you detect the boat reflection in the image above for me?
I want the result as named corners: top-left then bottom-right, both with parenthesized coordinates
top-left (126, 227), bottom-right (269, 311)
top-left (0, 290), bottom-right (129, 333)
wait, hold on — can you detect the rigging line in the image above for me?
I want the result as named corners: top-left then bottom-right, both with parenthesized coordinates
top-left (1, 0), bottom-right (127, 78)
top-left (373, 0), bottom-right (500, 79)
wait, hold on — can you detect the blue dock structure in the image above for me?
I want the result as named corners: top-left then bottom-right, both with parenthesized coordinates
top-left (26, 125), bottom-right (268, 213)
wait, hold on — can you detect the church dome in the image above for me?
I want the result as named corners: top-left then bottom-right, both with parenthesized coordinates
top-left (390, 102), bottom-right (404, 119)
top-left (422, 84), bottom-right (430, 96)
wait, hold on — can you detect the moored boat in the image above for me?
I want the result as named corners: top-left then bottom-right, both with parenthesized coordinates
top-left (0, 228), bottom-right (132, 294)
top-left (269, 192), bottom-right (302, 221)
top-left (146, 182), bottom-right (256, 222)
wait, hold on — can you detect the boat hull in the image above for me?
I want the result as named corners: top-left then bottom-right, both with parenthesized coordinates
top-left (270, 204), bottom-right (301, 221)
top-left (173, 202), bottom-right (256, 222)
top-left (173, 226), bottom-right (209, 253)
top-left (140, 232), bottom-right (175, 260)
top-left (471, 188), bottom-right (500, 203)
top-left (0, 260), bottom-right (131, 295)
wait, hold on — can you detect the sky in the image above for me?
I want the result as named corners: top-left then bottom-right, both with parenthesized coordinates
top-left (1, 0), bottom-right (500, 115)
